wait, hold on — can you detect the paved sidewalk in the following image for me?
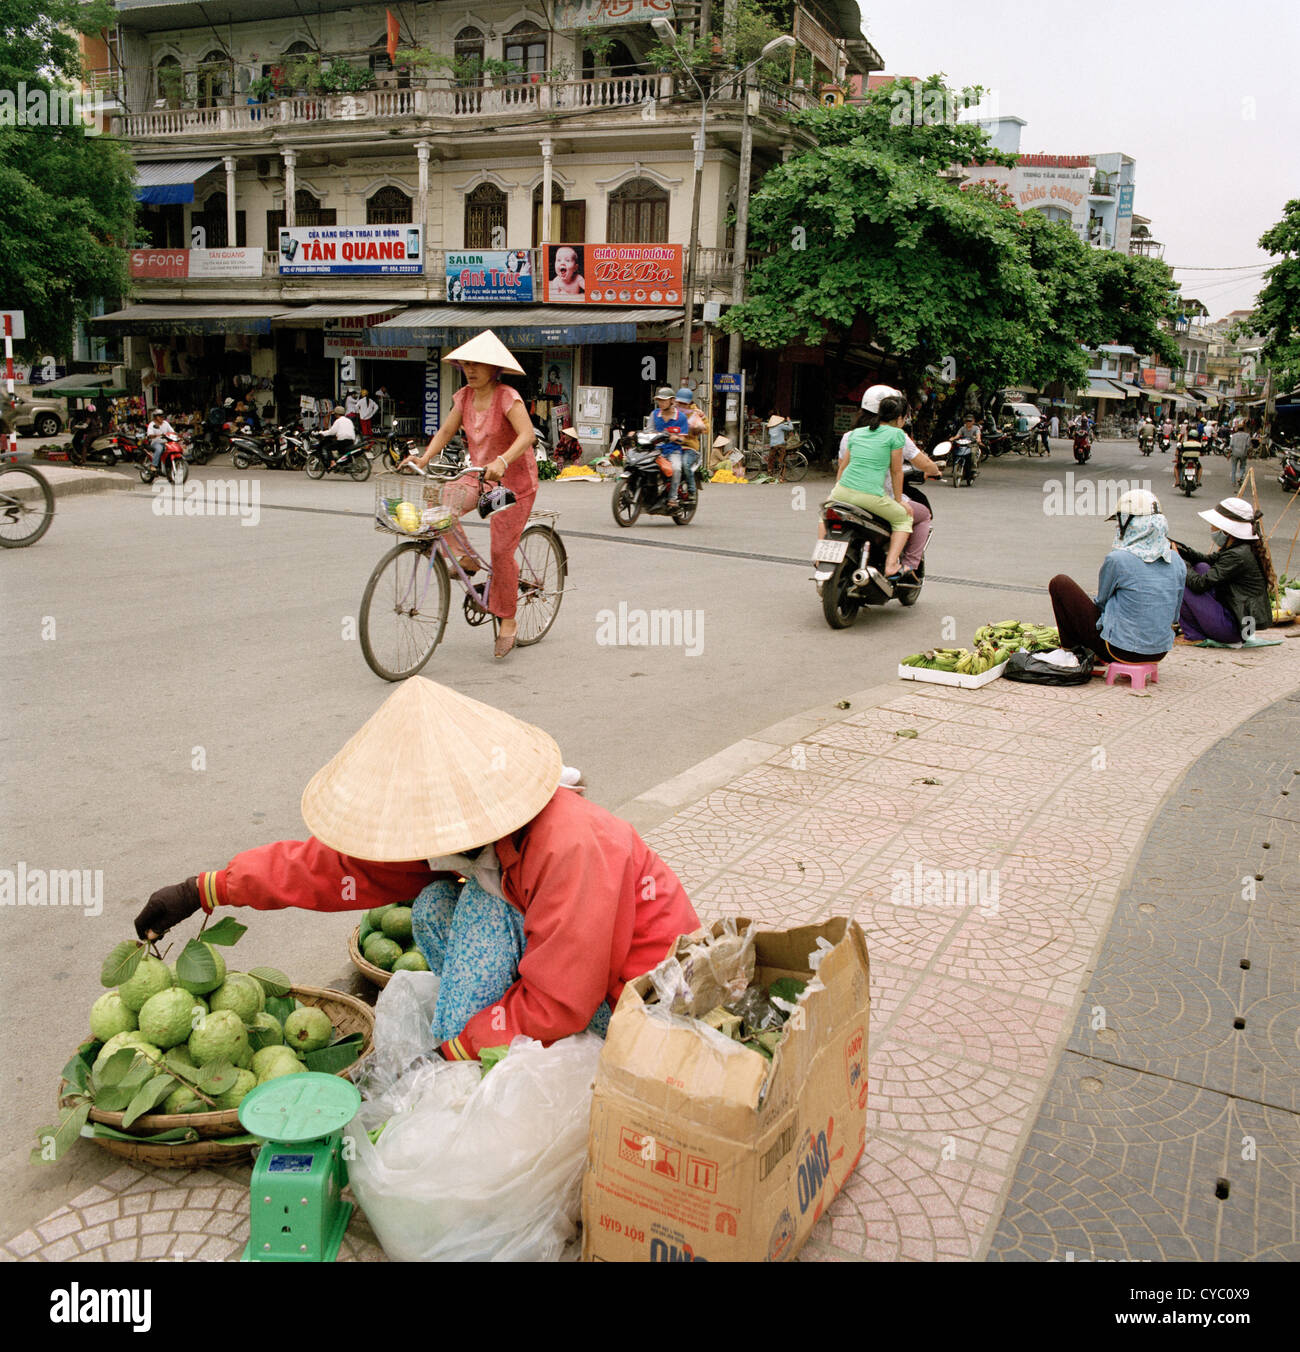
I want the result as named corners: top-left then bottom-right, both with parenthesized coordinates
top-left (4, 633), bottom-right (1298, 1261)
top-left (19, 463), bottom-right (137, 497)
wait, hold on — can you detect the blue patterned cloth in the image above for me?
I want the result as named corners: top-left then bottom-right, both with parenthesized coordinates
top-left (410, 878), bottom-right (611, 1047)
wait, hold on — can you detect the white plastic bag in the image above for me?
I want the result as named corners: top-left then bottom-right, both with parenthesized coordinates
top-left (348, 1033), bottom-right (604, 1262)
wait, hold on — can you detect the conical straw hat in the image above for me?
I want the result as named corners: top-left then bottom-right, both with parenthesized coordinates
top-left (301, 679), bottom-right (562, 860)
top-left (444, 329), bottom-right (525, 375)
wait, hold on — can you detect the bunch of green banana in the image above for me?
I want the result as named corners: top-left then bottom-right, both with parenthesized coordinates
top-left (973, 619), bottom-right (1060, 652)
top-left (901, 648), bottom-right (967, 671)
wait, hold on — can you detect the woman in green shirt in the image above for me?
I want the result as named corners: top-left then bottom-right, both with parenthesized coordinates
top-left (829, 393), bottom-right (913, 578)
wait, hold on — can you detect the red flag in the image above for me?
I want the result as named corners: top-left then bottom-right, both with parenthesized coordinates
top-left (386, 10), bottom-right (400, 63)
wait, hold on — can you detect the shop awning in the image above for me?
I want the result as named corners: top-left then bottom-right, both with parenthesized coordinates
top-left (1079, 384), bottom-right (1125, 401)
top-left (275, 304), bottom-right (407, 325)
top-left (1105, 380), bottom-right (1140, 399)
top-left (91, 304), bottom-right (287, 336)
top-left (134, 159), bottom-right (222, 205)
top-left (29, 373), bottom-right (121, 393)
top-left (1161, 390), bottom-right (1198, 407)
top-left (365, 306), bottom-right (683, 348)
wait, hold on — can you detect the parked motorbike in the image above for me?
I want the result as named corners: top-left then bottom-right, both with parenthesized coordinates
top-left (304, 434), bottom-right (371, 482)
top-left (1072, 429), bottom-right (1092, 464)
top-left (983, 424), bottom-right (1013, 458)
top-left (611, 430), bottom-right (703, 526)
top-left (1276, 451), bottom-right (1300, 494)
top-left (946, 435), bottom-right (979, 487)
top-left (138, 433), bottom-right (189, 486)
top-left (1176, 445), bottom-right (1203, 496)
top-left (67, 418), bottom-right (126, 467)
top-left (813, 461), bottom-right (939, 629)
top-left (230, 424), bottom-right (308, 471)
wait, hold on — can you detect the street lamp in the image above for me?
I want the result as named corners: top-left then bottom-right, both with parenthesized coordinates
top-left (654, 22), bottom-right (795, 391)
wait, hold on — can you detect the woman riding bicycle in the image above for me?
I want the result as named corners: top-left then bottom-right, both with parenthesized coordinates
top-left (399, 331), bottom-right (538, 659)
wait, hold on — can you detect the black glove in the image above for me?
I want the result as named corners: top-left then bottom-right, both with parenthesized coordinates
top-left (134, 877), bottom-right (202, 941)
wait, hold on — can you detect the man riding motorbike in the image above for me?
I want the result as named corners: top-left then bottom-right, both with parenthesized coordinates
top-left (1138, 416), bottom-right (1154, 452)
top-left (317, 404), bottom-right (357, 469)
top-left (145, 408), bottom-right (177, 471)
top-left (671, 387), bottom-right (707, 504)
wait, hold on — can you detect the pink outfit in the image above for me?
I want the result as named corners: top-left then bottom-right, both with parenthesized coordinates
top-left (450, 382), bottom-right (538, 619)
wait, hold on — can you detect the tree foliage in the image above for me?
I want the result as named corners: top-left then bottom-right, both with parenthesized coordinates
top-left (723, 75), bottom-right (1179, 417)
top-left (1239, 199), bottom-right (1300, 390)
top-left (0, 0), bottom-right (136, 357)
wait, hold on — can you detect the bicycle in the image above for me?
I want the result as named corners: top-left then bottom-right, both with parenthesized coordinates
top-left (359, 466), bottom-right (567, 681)
top-left (359, 422), bottom-right (419, 472)
top-left (0, 461), bottom-right (55, 547)
top-left (741, 439), bottom-right (809, 482)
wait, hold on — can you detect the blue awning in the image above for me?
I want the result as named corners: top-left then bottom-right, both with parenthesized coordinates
top-left (134, 159), bottom-right (222, 205)
top-left (364, 305), bottom-right (681, 348)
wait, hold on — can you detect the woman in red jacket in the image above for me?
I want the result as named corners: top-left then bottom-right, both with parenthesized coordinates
top-left (134, 680), bottom-right (700, 1061)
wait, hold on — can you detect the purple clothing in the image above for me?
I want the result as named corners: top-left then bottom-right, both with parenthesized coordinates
top-left (900, 499), bottom-right (931, 570)
top-left (1179, 562), bottom-right (1239, 643)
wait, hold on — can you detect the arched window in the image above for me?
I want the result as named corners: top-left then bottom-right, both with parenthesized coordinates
top-left (155, 54), bottom-right (182, 106)
top-left (533, 182), bottom-right (586, 246)
top-left (368, 33), bottom-right (409, 87)
top-left (464, 182), bottom-right (507, 249)
top-left (195, 191), bottom-right (246, 248)
top-left (265, 187), bottom-right (335, 248)
top-left (607, 178), bottom-right (668, 243)
top-left (505, 22), bottom-right (546, 82)
top-left (455, 27), bottom-right (485, 85)
top-left (581, 38), bottom-right (638, 78)
top-left (197, 49), bottom-right (230, 107)
top-left (367, 186), bottom-right (412, 225)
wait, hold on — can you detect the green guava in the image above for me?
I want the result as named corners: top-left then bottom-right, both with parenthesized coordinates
top-left (257, 1057), bottom-right (306, 1085)
top-left (211, 1069), bottom-right (257, 1111)
top-left (208, 973), bottom-right (265, 1022)
top-left (93, 1033), bottom-right (161, 1076)
top-left (283, 1007), bottom-right (333, 1053)
top-left (362, 934), bottom-right (402, 971)
top-left (380, 906), bottom-right (414, 944)
top-left (173, 942), bottom-right (227, 996)
top-left (365, 904), bottom-right (394, 930)
top-left (163, 1046), bottom-right (200, 1078)
top-left (393, 950), bottom-right (429, 972)
top-left (117, 954), bottom-right (174, 1012)
top-left (251, 1045), bottom-right (298, 1079)
top-left (138, 987), bottom-right (207, 1050)
top-left (162, 1086), bottom-right (206, 1115)
top-left (89, 992), bottom-right (138, 1042)
top-left (187, 1009), bottom-right (250, 1067)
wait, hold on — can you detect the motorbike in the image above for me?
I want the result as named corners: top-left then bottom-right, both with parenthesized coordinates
top-left (138, 433), bottom-right (189, 486)
top-left (230, 424), bottom-right (308, 471)
top-left (946, 435), bottom-right (979, 486)
top-left (1072, 429), bottom-right (1092, 464)
top-left (983, 424), bottom-right (1013, 458)
top-left (813, 461), bottom-right (939, 629)
top-left (611, 429), bottom-right (703, 526)
top-left (1176, 446), bottom-right (1203, 496)
top-left (1139, 431), bottom-right (1155, 457)
top-left (1157, 432), bottom-right (1172, 454)
top-left (304, 434), bottom-right (372, 482)
top-left (1276, 451), bottom-right (1300, 494)
top-left (67, 418), bottom-right (126, 467)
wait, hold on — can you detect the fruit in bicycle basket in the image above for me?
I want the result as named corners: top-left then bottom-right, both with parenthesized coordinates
top-left (394, 501), bottom-right (421, 532)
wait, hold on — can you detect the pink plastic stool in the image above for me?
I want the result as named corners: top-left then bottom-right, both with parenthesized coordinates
top-left (1104, 661), bottom-right (1159, 691)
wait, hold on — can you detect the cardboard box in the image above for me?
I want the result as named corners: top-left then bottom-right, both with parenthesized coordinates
top-left (581, 917), bottom-right (870, 1262)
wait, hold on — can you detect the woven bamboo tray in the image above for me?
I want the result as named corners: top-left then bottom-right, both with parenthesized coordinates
top-left (60, 984), bottom-right (374, 1166)
top-left (348, 926), bottom-right (392, 989)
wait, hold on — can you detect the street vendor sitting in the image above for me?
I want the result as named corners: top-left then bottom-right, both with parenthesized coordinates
top-left (134, 680), bottom-right (701, 1060)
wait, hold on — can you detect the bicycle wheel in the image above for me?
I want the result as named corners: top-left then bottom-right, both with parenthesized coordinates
top-left (513, 524), bottom-right (567, 646)
top-left (358, 541), bottom-right (451, 681)
top-left (0, 466), bottom-right (55, 547)
top-left (784, 451), bottom-right (809, 482)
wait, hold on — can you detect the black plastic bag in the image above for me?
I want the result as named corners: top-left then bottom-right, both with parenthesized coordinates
top-left (1002, 647), bottom-right (1095, 685)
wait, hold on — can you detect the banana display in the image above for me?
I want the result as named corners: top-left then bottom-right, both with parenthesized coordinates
top-left (902, 620), bottom-right (1060, 678)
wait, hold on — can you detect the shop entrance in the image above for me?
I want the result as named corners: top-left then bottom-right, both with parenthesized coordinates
top-left (588, 342), bottom-right (667, 431)
top-left (359, 359), bottom-right (426, 431)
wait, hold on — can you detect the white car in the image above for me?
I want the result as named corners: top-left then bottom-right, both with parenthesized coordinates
top-left (999, 401), bottom-right (1043, 430)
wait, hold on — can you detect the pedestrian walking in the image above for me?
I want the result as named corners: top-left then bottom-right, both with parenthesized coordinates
top-left (1049, 413), bottom-right (1060, 439)
top-left (1229, 423), bottom-right (1250, 491)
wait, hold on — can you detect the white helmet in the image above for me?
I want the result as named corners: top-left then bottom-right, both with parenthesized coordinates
top-left (861, 384), bottom-right (903, 413)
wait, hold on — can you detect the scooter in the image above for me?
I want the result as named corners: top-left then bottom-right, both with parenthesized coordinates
top-left (1157, 431), bottom-right (1172, 454)
top-left (813, 460), bottom-right (939, 629)
top-left (230, 424), bottom-right (306, 471)
top-left (1139, 432), bottom-right (1155, 457)
top-left (611, 429), bottom-right (703, 526)
top-left (1176, 445), bottom-right (1203, 496)
top-left (947, 435), bottom-right (979, 486)
top-left (983, 424), bottom-right (1013, 458)
top-left (138, 433), bottom-right (189, 486)
top-left (67, 418), bottom-right (124, 467)
top-left (1276, 452), bottom-right (1299, 494)
top-left (1073, 429), bottom-right (1092, 464)
top-left (304, 434), bottom-right (371, 482)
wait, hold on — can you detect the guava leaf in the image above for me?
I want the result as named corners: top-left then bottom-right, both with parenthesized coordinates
top-left (92, 1047), bottom-right (142, 1089)
top-left (303, 1040), bottom-right (361, 1073)
top-left (101, 940), bottom-right (145, 988)
top-left (246, 1024), bottom-right (279, 1052)
top-left (200, 915), bottom-right (247, 946)
top-left (196, 1061), bottom-right (239, 1095)
top-left (248, 967), bottom-right (291, 998)
top-left (175, 939), bottom-right (218, 989)
top-left (90, 1123), bottom-right (201, 1144)
top-left (123, 1074), bottom-right (180, 1127)
top-left (31, 1102), bottom-right (92, 1164)
top-left (61, 1046), bottom-right (98, 1095)
top-left (768, 978), bottom-right (807, 1005)
top-left (264, 994), bottom-right (295, 1025)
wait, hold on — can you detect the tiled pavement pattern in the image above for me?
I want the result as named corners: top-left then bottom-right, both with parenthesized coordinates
top-left (3, 639), bottom-right (1298, 1261)
top-left (988, 692), bottom-right (1300, 1262)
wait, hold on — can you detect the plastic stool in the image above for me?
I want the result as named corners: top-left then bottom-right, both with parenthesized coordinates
top-left (1104, 661), bottom-right (1159, 691)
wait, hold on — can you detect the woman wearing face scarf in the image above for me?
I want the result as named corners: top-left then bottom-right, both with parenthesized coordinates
top-left (1169, 497), bottom-right (1275, 644)
top-left (1048, 490), bottom-right (1186, 664)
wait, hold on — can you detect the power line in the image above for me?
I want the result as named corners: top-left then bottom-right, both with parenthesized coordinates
top-left (1167, 263), bottom-right (1271, 272)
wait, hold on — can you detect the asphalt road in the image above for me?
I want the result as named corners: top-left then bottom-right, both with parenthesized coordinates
top-left (0, 434), bottom-right (1274, 1222)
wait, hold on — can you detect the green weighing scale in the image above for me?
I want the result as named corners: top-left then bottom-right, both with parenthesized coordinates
top-left (238, 1072), bottom-right (362, 1262)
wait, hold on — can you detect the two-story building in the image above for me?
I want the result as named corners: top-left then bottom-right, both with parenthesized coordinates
top-left (88, 0), bottom-right (883, 439)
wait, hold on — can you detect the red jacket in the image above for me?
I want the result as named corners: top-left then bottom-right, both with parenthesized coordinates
top-left (200, 790), bottom-right (699, 1058)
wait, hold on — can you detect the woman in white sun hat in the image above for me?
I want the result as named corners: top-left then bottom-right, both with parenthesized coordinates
top-left (400, 331), bottom-right (539, 658)
top-left (1169, 497), bottom-right (1275, 643)
top-left (134, 680), bottom-right (701, 1061)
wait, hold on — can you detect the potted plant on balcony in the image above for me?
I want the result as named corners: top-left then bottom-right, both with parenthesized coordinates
top-left (394, 46), bottom-right (452, 88)
top-left (285, 53), bottom-right (320, 96)
top-left (482, 57), bottom-right (523, 87)
top-left (156, 64), bottom-right (184, 110)
top-left (247, 75), bottom-right (278, 102)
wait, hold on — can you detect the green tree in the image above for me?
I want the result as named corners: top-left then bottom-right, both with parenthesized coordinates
top-left (1238, 199), bottom-right (1300, 390)
top-left (723, 75), bottom-right (1178, 424)
top-left (0, 0), bottom-right (136, 358)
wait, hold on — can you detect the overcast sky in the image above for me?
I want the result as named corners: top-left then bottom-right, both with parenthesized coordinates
top-left (861, 0), bottom-right (1300, 321)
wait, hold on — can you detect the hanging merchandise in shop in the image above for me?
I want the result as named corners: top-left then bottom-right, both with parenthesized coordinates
top-left (445, 251), bottom-right (534, 303)
top-left (543, 244), bottom-right (682, 305)
top-left (279, 225), bottom-right (424, 276)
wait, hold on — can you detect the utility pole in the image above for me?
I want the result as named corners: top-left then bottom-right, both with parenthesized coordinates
top-left (725, 63), bottom-right (756, 443)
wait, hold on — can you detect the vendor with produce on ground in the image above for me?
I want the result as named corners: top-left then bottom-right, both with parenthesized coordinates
top-left (134, 680), bottom-right (700, 1062)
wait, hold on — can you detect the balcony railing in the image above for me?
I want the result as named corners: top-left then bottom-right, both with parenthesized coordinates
top-left (117, 73), bottom-right (813, 138)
